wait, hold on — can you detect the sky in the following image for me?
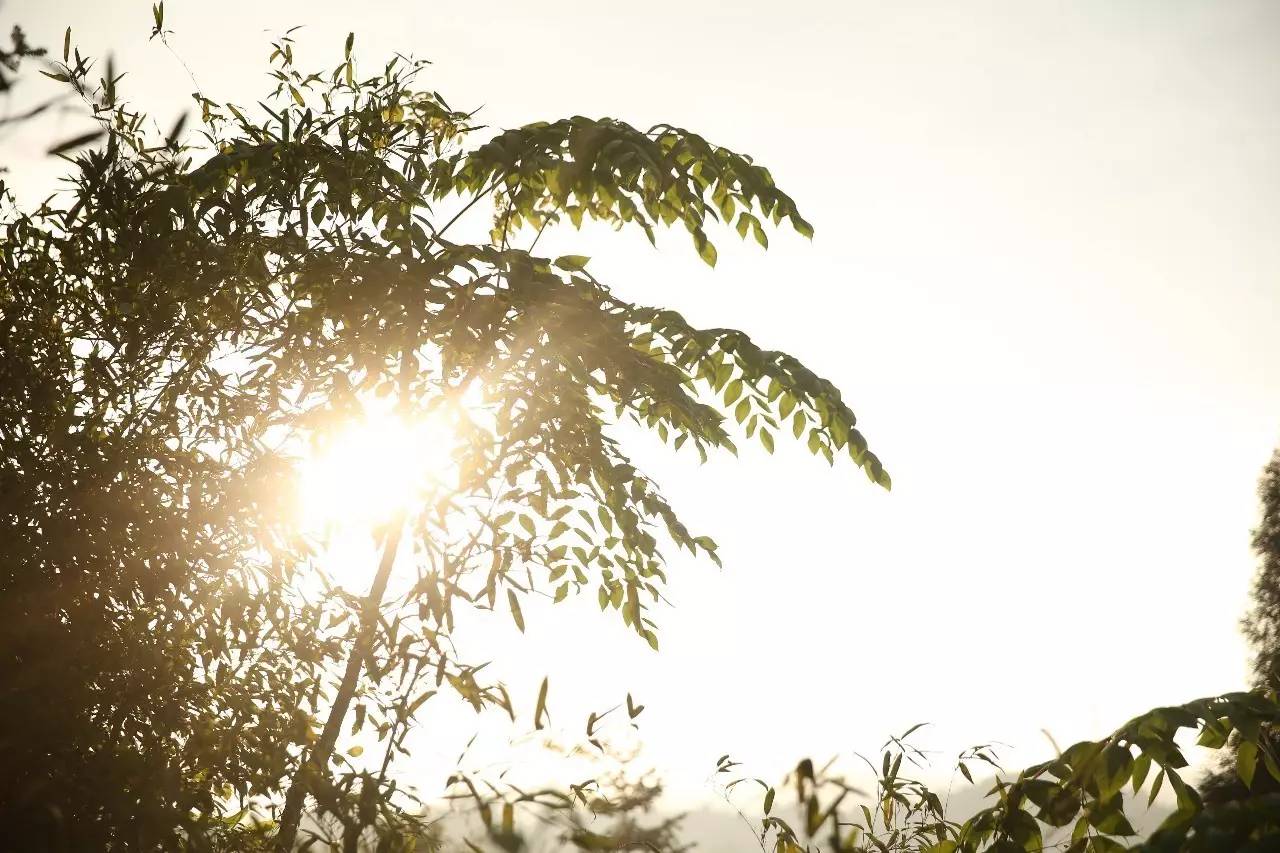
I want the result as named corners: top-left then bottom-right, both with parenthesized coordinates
top-left (7, 0), bottom-right (1280, 819)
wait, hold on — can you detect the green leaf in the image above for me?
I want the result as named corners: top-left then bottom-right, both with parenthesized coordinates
top-left (1130, 753), bottom-right (1151, 793)
top-left (1237, 739), bottom-right (1258, 788)
top-left (697, 236), bottom-right (718, 267)
top-left (1094, 744), bottom-right (1133, 799)
top-left (554, 255), bottom-right (590, 271)
top-left (1147, 769), bottom-right (1165, 806)
top-left (1263, 744), bottom-right (1280, 783)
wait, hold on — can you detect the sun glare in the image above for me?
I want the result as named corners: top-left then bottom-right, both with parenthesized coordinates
top-left (298, 406), bottom-right (459, 532)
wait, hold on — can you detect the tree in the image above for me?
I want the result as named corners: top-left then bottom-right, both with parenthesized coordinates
top-left (1, 25), bottom-right (336, 850)
top-left (1197, 448), bottom-right (1280, 806)
top-left (1, 15), bottom-right (889, 850)
top-left (1242, 450), bottom-right (1280, 695)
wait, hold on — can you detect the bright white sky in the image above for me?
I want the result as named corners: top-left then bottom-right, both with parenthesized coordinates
top-left (9, 0), bottom-right (1280, 817)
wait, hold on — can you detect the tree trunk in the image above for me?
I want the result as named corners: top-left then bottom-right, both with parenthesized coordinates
top-left (274, 517), bottom-right (405, 850)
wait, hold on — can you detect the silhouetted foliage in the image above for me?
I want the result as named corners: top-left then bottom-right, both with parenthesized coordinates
top-left (0, 12), bottom-right (884, 851)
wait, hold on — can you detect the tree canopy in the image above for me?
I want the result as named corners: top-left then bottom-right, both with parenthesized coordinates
top-left (2, 17), bottom-right (886, 851)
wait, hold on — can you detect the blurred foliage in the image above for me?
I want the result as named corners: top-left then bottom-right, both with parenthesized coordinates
top-left (0, 21), bottom-right (44, 95)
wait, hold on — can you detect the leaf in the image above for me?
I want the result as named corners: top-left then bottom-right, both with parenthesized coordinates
top-left (406, 690), bottom-right (436, 716)
top-left (554, 255), bottom-right (590, 271)
top-left (347, 745), bottom-right (363, 757)
top-left (1094, 744), bottom-right (1132, 799)
top-left (899, 722), bottom-right (929, 739)
top-left (1237, 739), bottom-right (1257, 788)
top-left (47, 130), bottom-right (104, 156)
top-left (1263, 744), bottom-right (1280, 784)
top-left (534, 677), bottom-right (549, 730)
top-left (1147, 769), bottom-right (1165, 806)
top-left (508, 590), bottom-right (525, 632)
top-left (763, 787), bottom-right (775, 815)
top-left (1130, 753), bottom-right (1151, 793)
top-left (697, 236), bottom-right (718, 267)
top-left (724, 378), bottom-right (744, 404)
top-left (760, 429), bottom-right (775, 454)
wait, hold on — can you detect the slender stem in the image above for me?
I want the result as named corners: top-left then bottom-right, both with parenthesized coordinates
top-left (275, 515), bottom-right (406, 850)
top-left (278, 223), bottom-right (425, 850)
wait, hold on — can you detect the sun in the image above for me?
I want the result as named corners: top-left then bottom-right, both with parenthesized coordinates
top-left (297, 404), bottom-right (460, 532)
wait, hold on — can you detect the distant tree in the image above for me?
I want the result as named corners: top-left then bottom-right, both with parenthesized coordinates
top-left (1243, 450), bottom-right (1280, 692)
top-left (0, 11), bottom-right (889, 851)
top-left (1198, 448), bottom-right (1280, 806)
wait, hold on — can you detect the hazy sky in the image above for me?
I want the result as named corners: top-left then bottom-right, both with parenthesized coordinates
top-left (8, 0), bottom-right (1280, 811)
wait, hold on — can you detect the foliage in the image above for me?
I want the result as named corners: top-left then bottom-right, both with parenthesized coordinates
top-left (0, 12), bottom-right (885, 851)
top-left (0, 21), bottom-right (43, 95)
top-left (435, 702), bottom-right (691, 853)
top-left (1198, 449), bottom-right (1280, 805)
top-left (9, 10), bottom-right (1279, 853)
top-left (1242, 450), bottom-right (1280, 691)
top-left (723, 691), bottom-right (1280, 853)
